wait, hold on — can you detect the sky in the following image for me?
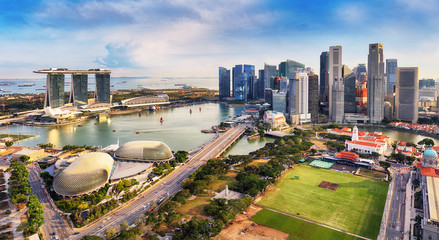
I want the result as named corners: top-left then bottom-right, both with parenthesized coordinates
top-left (0, 0), bottom-right (438, 80)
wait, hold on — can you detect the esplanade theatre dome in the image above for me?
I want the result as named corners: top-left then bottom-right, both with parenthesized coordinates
top-left (422, 148), bottom-right (439, 168)
top-left (114, 141), bottom-right (174, 162)
top-left (53, 152), bottom-right (114, 196)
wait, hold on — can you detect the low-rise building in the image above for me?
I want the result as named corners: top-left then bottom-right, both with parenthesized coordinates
top-left (12, 148), bottom-right (46, 161)
top-left (263, 111), bottom-right (288, 130)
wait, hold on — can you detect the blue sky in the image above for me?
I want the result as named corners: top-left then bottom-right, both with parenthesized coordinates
top-left (0, 0), bottom-right (438, 79)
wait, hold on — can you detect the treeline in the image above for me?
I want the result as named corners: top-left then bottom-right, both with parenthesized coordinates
top-left (25, 195), bottom-right (44, 235)
top-left (62, 144), bottom-right (97, 152)
top-left (8, 160), bottom-right (31, 204)
top-left (319, 133), bottom-right (351, 141)
top-left (324, 141), bottom-right (345, 151)
top-left (252, 134), bottom-right (313, 157)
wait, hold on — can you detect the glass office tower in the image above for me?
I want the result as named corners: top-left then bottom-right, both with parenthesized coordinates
top-left (95, 73), bottom-right (111, 103)
top-left (70, 74), bottom-right (88, 106)
top-left (44, 73), bottom-right (65, 108)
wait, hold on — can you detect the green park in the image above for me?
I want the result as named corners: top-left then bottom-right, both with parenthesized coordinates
top-left (257, 165), bottom-right (388, 239)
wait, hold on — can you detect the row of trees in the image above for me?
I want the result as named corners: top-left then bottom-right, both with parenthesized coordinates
top-left (25, 195), bottom-right (44, 235)
top-left (204, 196), bottom-right (252, 225)
top-left (8, 160), bottom-right (31, 204)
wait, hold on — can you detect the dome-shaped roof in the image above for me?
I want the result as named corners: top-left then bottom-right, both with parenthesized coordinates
top-left (53, 152), bottom-right (114, 196)
top-left (422, 148), bottom-right (439, 169)
top-left (424, 148), bottom-right (438, 158)
top-left (114, 141), bottom-right (174, 162)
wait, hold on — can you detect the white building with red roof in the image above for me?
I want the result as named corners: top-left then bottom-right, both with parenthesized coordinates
top-left (344, 126), bottom-right (386, 155)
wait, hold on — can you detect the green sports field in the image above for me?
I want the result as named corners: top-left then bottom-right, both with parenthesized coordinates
top-left (258, 165), bottom-right (388, 239)
top-left (252, 209), bottom-right (363, 240)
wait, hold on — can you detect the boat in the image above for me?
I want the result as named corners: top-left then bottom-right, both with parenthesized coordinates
top-left (190, 109), bottom-right (192, 114)
top-left (112, 130), bottom-right (116, 132)
top-left (119, 81), bottom-right (127, 84)
top-left (160, 117), bottom-right (163, 122)
top-left (78, 125), bottom-right (83, 127)
top-left (110, 85), bottom-right (115, 87)
top-left (35, 88), bottom-right (46, 91)
top-left (0, 89), bottom-right (11, 92)
top-left (136, 132), bottom-right (140, 134)
top-left (18, 83), bottom-right (35, 87)
top-left (94, 122), bottom-right (99, 125)
top-left (199, 107), bottom-right (201, 111)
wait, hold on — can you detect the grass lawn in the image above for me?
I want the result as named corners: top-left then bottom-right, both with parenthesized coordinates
top-left (258, 165), bottom-right (388, 239)
top-left (177, 172), bottom-right (237, 217)
top-left (252, 209), bottom-right (363, 240)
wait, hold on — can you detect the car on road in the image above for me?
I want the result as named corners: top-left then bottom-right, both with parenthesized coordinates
top-left (73, 232), bottom-right (79, 235)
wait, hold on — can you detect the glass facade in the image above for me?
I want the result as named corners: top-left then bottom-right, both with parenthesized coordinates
top-left (258, 70), bottom-right (265, 99)
top-left (219, 67), bottom-right (231, 100)
top-left (45, 73), bottom-right (65, 108)
top-left (308, 74), bottom-right (319, 122)
top-left (264, 64), bottom-right (277, 90)
top-left (232, 64), bottom-right (255, 101)
top-left (319, 52), bottom-right (329, 104)
top-left (95, 73), bottom-right (111, 103)
top-left (279, 59), bottom-right (305, 78)
top-left (386, 59), bottom-right (397, 94)
top-left (344, 73), bottom-right (357, 113)
top-left (70, 74), bottom-right (88, 106)
top-left (273, 92), bottom-right (287, 113)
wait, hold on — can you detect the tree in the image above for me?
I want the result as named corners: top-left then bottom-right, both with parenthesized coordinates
top-left (5, 141), bottom-right (13, 148)
top-left (26, 194), bottom-right (44, 235)
top-left (105, 227), bottom-right (116, 239)
top-left (82, 236), bottom-right (104, 240)
top-left (379, 161), bottom-right (391, 169)
top-left (19, 155), bottom-right (30, 163)
top-left (418, 138), bottom-right (435, 147)
top-left (120, 220), bottom-right (129, 230)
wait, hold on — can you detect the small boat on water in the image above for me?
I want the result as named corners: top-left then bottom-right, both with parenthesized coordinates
top-left (78, 125), bottom-right (83, 127)
top-left (35, 88), bottom-right (46, 91)
top-left (112, 130), bottom-right (116, 132)
top-left (160, 117), bottom-right (163, 122)
top-left (199, 107), bottom-right (202, 111)
top-left (136, 132), bottom-right (140, 134)
top-left (94, 122), bottom-right (99, 125)
top-left (18, 83), bottom-right (35, 87)
top-left (190, 109), bottom-right (192, 114)
top-left (0, 89), bottom-right (11, 92)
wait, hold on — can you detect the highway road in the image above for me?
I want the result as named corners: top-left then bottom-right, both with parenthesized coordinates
top-left (28, 164), bottom-right (71, 240)
top-left (36, 124), bottom-right (246, 239)
top-left (385, 165), bottom-right (411, 240)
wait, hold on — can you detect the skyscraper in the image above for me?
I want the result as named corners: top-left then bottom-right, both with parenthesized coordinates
top-left (279, 59), bottom-right (305, 78)
top-left (272, 92), bottom-right (287, 113)
top-left (264, 64), bottom-right (277, 90)
top-left (219, 67), bottom-right (231, 100)
top-left (44, 73), bottom-right (65, 108)
top-left (232, 64), bottom-right (255, 101)
top-left (386, 59), bottom-right (397, 94)
top-left (329, 46), bottom-right (343, 123)
top-left (258, 70), bottom-right (265, 99)
top-left (70, 73), bottom-right (88, 106)
top-left (367, 43), bottom-right (385, 123)
top-left (308, 74), bottom-right (319, 123)
top-left (249, 75), bottom-right (258, 100)
top-left (319, 52), bottom-right (329, 111)
top-left (95, 73), bottom-right (111, 103)
top-left (288, 71), bottom-right (310, 124)
top-left (395, 67), bottom-right (419, 123)
top-left (344, 73), bottom-right (357, 113)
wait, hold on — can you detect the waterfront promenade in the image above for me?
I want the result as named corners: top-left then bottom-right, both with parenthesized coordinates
top-left (35, 124), bottom-right (246, 239)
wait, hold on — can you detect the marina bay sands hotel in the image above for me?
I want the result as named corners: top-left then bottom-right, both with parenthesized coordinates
top-left (34, 68), bottom-right (111, 108)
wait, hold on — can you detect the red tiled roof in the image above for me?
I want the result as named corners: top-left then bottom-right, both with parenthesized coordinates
top-left (346, 140), bottom-right (380, 148)
top-left (398, 141), bottom-right (407, 146)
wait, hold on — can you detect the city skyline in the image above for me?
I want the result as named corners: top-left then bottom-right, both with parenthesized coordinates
top-left (1, 0), bottom-right (439, 79)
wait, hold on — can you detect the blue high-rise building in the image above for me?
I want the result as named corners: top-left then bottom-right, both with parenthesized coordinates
top-left (219, 67), bottom-right (231, 100)
top-left (95, 73), bottom-right (111, 103)
top-left (386, 59), bottom-right (397, 94)
top-left (232, 64), bottom-right (255, 101)
top-left (258, 69), bottom-right (265, 99)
